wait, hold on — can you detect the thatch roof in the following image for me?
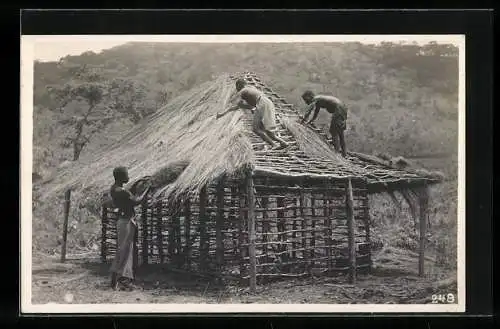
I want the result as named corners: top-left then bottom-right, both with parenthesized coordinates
top-left (35, 72), bottom-right (443, 212)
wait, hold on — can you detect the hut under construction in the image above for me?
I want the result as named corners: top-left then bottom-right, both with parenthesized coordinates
top-left (96, 72), bottom-right (443, 289)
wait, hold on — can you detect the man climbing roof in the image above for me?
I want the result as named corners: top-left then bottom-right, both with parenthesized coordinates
top-left (217, 78), bottom-right (289, 150)
top-left (301, 90), bottom-right (348, 157)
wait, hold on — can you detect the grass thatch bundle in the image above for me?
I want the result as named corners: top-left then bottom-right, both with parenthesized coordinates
top-left (391, 156), bottom-right (411, 169)
top-left (280, 116), bottom-right (348, 164)
top-left (34, 73), bottom-right (444, 221)
top-left (35, 74), bottom-right (253, 213)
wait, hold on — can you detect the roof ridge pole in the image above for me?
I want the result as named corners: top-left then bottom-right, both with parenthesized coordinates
top-left (246, 168), bottom-right (257, 293)
top-left (345, 178), bottom-right (357, 284)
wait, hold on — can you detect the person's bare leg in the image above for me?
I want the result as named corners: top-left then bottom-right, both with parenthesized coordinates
top-left (266, 130), bottom-right (288, 148)
top-left (338, 130), bottom-right (347, 157)
top-left (253, 128), bottom-right (276, 147)
top-left (330, 128), bottom-right (340, 153)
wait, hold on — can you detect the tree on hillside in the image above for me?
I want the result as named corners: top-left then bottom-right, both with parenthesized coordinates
top-left (46, 63), bottom-right (151, 161)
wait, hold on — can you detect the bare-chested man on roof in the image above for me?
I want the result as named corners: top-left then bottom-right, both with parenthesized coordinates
top-left (217, 78), bottom-right (288, 150)
top-left (301, 90), bottom-right (348, 157)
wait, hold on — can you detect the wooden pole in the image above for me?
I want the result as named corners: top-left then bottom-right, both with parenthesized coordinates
top-left (238, 183), bottom-right (246, 283)
top-left (215, 178), bottom-right (225, 274)
top-left (157, 201), bottom-right (164, 264)
top-left (142, 199), bottom-right (149, 265)
top-left (310, 196), bottom-right (316, 260)
top-left (184, 198), bottom-right (192, 269)
top-left (418, 186), bottom-right (429, 277)
top-left (173, 201), bottom-right (182, 266)
top-left (167, 200), bottom-right (175, 259)
top-left (276, 197), bottom-right (285, 257)
top-left (346, 178), bottom-right (356, 284)
top-left (61, 188), bottom-right (71, 263)
top-left (261, 197), bottom-right (269, 260)
top-left (199, 185), bottom-right (208, 271)
top-left (299, 189), bottom-right (307, 264)
top-left (292, 198), bottom-right (298, 259)
top-left (363, 193), bottom-right (372, 269)
top-left (133, 222), bottom-right (138, 277)
top-left (324, 192), bottom-right (332, 273)
top-left (230, 186), bottom-right (238, 257)
top-left (100, 205), bottom-right (107, 263)
top-left (246, 170), bottom-right (257, 293)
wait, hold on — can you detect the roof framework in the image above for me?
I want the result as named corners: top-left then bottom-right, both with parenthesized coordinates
top-left (230, 72), bottom-right (441, 193)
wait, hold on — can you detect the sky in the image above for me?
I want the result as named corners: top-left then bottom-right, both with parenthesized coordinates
top-left (30, 35), bottom-right (463, 63)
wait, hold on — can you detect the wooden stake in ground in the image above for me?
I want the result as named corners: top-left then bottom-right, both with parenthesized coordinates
top-left (199, 185), bottom-right (208, 271)
top-left (61, 188), bottom-right (71, 263)
top-left (246, 169), bottom-right (257, 293)
top-left (215, 177), bottom-right (225, 275)
top-left (345, 178), bottom-right (356, 284)
top-left (100, 205), bottom-right (107, 263)
top-left (418, 185), bottom-right (429, 277)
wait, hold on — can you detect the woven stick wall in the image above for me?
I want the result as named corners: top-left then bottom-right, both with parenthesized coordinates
top-left (101, 175), bottom-right (371, 282)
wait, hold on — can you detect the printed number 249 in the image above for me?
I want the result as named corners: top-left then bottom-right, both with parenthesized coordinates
top-left (431, 293), bottom-right (455, 303)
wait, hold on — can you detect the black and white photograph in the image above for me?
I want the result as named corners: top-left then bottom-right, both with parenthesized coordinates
top-left (21, 34), bottom-right (465, 313)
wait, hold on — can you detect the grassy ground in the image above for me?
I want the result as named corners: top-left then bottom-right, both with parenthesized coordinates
top-left (31, 244), bottom-right (457, 305)
top-left (30, 155), bottom-right (458, 305)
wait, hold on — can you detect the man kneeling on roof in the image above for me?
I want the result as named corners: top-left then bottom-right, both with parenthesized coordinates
top-left (301, 90), bottom-right (348, 157)
top-left (216, 78), bottom-right (289, 150)
top-left (109, 166), bottom-right (151, 291)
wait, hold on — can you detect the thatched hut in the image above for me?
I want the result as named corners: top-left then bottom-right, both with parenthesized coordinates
top-left (38, 72), bottom-right (443, 290)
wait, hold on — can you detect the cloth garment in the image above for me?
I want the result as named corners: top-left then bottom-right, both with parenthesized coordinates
top-left (253, 96), bottom-right (277, 131)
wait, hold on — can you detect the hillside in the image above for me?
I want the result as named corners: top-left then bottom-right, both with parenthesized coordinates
top-left (31, 41), bottom-right (460, 304)
top-left (33, 42), bottom-right (459, 180)
top-left (32, 41), bottom-right (459, 267)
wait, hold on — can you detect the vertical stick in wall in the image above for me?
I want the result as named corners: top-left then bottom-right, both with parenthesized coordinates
top-left (276, 197), bottom-right (285, 257)
top-left (133, 220), bottom-right (139, 276)
top-left (418, 185), bottom-right (429, 277)
top-left (61, 188), bottom-right (71, 263)
top-left (156, 201), bottom-right (164, 264)
top-left (173, 201), bottom-right (182, 266)
top-left (299, 189), bottom-right (307, 264)
top-left (261, 197), bottom-right (269, 260)
top-left (310, 196), bottom-right (316, 260)
top-left (246, 170), bottom-right (257, 293)
top-left (216, 177), bottom-right (225, 275)
top-left (363, 193), bottom-right (372, 268)
top-left (292, 198), bottom-right (298, 260)
top-left (323, 192), bottom-right (332, 273)
top-left (230, 186), bottom-right (238, 258)
top-left (238, 183), bottom-right (246, 283)
top-left (199, 185), bottom-right (208, 272)
top-left (141, 199), bottom-right (149, 265)
top-left (167, 200), bottom-right (175, 259)
top-left (184, 198), bottom-right (192, 270)
top-left (346, 178), bottom-right (356, 284)
top-left (101, 205), bottom-right (107, 263)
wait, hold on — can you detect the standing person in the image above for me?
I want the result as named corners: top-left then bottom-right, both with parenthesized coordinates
top-left (217, 78), bottom-right (288, 150)
top-left (301, 90), bottom-right (348, 157)
top-left (109, 166), bottom-right (151, 291)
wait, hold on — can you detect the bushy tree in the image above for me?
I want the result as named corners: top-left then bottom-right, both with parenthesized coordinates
top-left (46, 63), bottom-right (152, 160)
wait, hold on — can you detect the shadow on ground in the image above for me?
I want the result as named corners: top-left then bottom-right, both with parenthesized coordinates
top-left (79, 260), bottom-right (228, 295)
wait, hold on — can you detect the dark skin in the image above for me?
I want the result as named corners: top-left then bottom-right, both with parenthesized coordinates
top-left (113, 170), bottom-right (151, 211)
top-left (301, 94), bottom-right (347, 157)
top-left (217, 82), bottom-right (288, 149)
top-left (110, 168), bottom-right (150, 290)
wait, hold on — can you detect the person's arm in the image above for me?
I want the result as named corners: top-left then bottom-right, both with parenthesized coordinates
top-left (216, 104), bottom-right (240, 119)
top-left (302, 101), bottom-right (319, 123)
top-left (216, 92), bottom-right (253, 118)
top-left (308, 103), bottom-right (321, 124)
top-left (127, 185), bottom-right (151, 205)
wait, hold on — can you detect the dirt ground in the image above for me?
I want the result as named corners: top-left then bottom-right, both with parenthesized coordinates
top-left (31, 247), bottom-right (457, 305)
